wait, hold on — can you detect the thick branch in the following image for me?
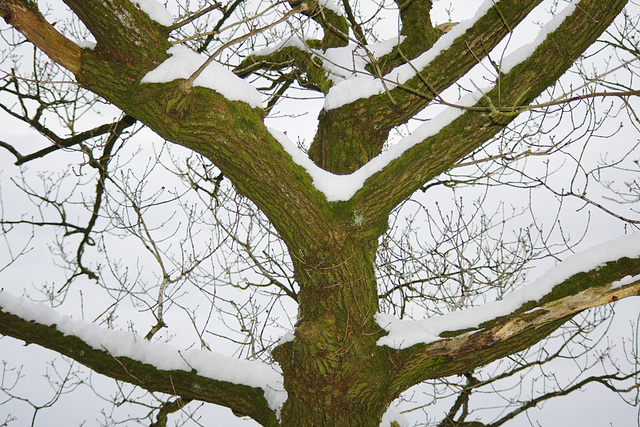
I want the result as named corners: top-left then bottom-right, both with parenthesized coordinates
top-left (353, 0), bottom-right (627, 223)
top-left (124, 81), bottom-right (341, 253)
top-left (308, 0), bottom-right (545, 174)
top-left (384, 256), bottom-right (640, 393)
top-left (0, 305), bottom-right (279, 427)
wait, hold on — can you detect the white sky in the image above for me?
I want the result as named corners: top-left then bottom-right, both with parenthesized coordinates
top-left (1, 0), bottom-right (639, 425)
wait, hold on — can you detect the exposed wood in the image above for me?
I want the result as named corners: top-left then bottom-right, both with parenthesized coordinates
top-left (0, 0), bottom-right (81, 73)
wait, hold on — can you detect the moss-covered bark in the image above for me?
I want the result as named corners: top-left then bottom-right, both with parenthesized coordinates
top-left (0, 308), bottom-right (280, 426)
top-left (388, 258), bottom-right (640, 390)
top-left (0, 0), bottom-right (635, 425)
top-left (308, 0), bottom-right (546, 174)
top-left (352, 0), bottom-right (628, 221)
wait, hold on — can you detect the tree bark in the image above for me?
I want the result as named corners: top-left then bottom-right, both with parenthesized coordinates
top-left (0, 0), bottom-right (635, 425)
top-left (273, 238), bottom-right (392, 426)
top-left (0, 307), bottom-right (280, 426)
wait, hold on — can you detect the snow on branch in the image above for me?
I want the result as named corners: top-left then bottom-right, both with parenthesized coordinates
top-left (141, 45), bottom-right (264, 109)
top-left (130, 0), bottom-right (174, 26)
top-left (268, 0), bottom-right (586, 202)
top-left (270, 88), bottom-right (484, 201)
top-left (376, 233), bottom-right (640, 350)
top-left (0, 290), bottom-right (286, 411)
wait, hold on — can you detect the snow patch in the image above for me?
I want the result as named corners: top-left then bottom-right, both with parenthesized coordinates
top-left (376, 233), bottom-right (640, 349)
top-left (0, 290), bottom-right (286, 411)
top-left (321, 37), bottom-right (404, 83)
top-left (248, 35), bottom-right (402, 86)
top-left (141, 45), bottom-right (264, 109)
top-left (131, 0), bottom-right (174, 26)
top-left (500, 1), bottom-right (580, 73)
top-left (611, 274), bottom-right (640, 289)
top-left (277, 331), bottom-right (295, 345)
top-left (250, 35), bottom-right (309, 58)
top-left (270, 88), bottom-right (486, 201)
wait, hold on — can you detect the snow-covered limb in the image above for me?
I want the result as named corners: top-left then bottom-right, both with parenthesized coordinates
top-left (385, 270), bottom-right (640, 393)
top-left (270, 89), bottom-right (485, 201)
top-left (377, 233), bottom-right (640, 349)
top-left (269, 0), bottom-right (580, 202)
top-left (346, 0), bottom-right (622, 218)
top-left (0, 291), bottom-right (285, 426)
top-left (324, 0), bottom-right (581, 109)
top-left (305, 0), bottom-right (593, 186)
top-left (376, 235), bottom-right (640, 390)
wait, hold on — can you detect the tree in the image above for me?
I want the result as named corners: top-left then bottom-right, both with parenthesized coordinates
top-left (0, 0), bottom-right (640, 425)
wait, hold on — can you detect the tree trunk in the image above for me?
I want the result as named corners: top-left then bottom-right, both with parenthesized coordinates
top-left (0, 0), bottom-right (636, 425)
top-left (274, 237), bottom-right (395, 426)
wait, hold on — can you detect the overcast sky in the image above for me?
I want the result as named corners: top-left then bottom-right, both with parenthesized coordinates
top-left (1, 0), bottom-right (640, 426)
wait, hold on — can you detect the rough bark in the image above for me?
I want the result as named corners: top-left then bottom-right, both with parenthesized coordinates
top-left (351, 0), bottom-right (629, 221)
top-left (2, 256), bottom-right (639, 426)
top-left (273, 238), bottom-right (390, 426)
top-left (0, 308), bottom-right (279, 426)
top-left (388, 257), bottom-right (640, 390)
top-left (0, 0), bottom-right (635, 425)
top-left (308, 0), bottom-right (546, 174)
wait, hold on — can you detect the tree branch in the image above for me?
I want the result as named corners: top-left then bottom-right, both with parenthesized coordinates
top-left (384, 256), bottom-right (640, 392)
top-left (0, 297), bottom-right (280, 427)
top-left (308, 0), bottom-right (544, 174)
top-left (487, 370), bottom-right (640, 426)
top-left (353, 0), bottom-right (628, 225)
top-left (0, 0), bottom-right (81, 73)
top-left (2, 0), bottom-right (340, 256)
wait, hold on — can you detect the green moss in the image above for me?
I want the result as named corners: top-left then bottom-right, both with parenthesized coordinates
top-left (21, 0), bottom-right (39, 13)
top-left (539, 257), bottom-right (640, 305)
top-left (306, 39), bottom-right (322, 49)
top-left (329, 200), bottom-right (353, 222)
